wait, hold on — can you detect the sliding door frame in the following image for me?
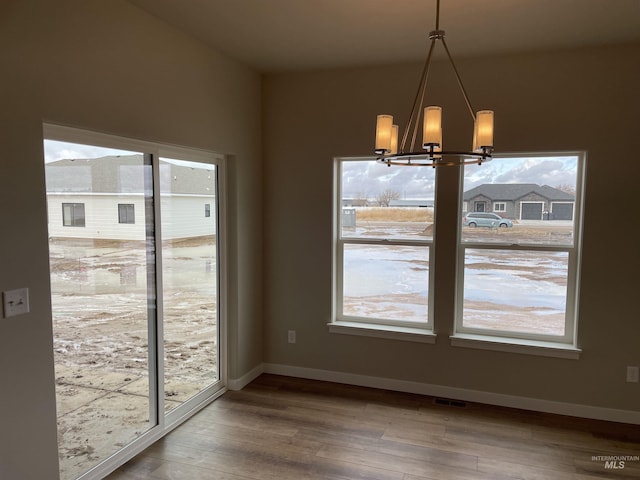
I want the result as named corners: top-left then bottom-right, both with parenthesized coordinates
top-left (43, 123), bottom-right (228, 480)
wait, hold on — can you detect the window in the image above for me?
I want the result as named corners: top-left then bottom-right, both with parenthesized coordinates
top-left (118, 203), bottom-right (135, 224)
top-left (332, 158), bottom-right (436, 341)
top-left (62, 203), bottom-right (85, 227)
top-left (493, 202), bottom-right (506, 212)
top-left (205, 203), bottom-right (211, 217)
top-left (454, 153), bottom-right (584, 356)
top-left (44, 124), bottom-right (227, 479)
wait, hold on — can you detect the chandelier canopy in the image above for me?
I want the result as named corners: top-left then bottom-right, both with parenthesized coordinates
top-left (375, 0), bottom-right (494, 167)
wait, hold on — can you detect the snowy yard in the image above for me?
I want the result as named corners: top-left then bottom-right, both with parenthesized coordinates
top-left (342, 218), bottom-right (572, 335)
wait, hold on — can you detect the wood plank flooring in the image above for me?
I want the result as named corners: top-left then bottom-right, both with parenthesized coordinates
top-left (107, 374), bottom-right (640, 479)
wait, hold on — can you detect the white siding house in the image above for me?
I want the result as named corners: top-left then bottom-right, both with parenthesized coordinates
top-left (160, 194), bottom-right (216, 240)
top-left (46, 155), bottom-right (216, 241)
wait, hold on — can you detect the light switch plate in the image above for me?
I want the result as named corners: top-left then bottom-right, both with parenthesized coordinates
top-left (3, 288), bottom-right (30, 318)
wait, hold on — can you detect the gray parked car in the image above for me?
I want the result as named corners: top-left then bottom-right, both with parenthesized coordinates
top-left (463, 212), bottom-right (513, 228)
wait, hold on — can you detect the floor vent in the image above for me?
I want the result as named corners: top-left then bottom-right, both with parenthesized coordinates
top-left (434, 398), bottom-right (467, 408)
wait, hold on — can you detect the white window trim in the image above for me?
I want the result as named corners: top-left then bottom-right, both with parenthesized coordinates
top-left (450, 333), bottom-right (581, 359)
top-left (453, 152), bottom-right (585, 357)
top-left (331, 157), bottom-right (436, 339)
top-left (329, 321), bottom-right (436, 343)
top-left (493, 202), bottom-right (506, 212)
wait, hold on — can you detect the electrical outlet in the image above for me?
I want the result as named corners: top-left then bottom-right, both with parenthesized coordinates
top-left (627, 366), bottom-right (639, 383)
top-left (3, 288), bottom-right (30, 318)
top-left (287, 330), bottom-right (296, 344)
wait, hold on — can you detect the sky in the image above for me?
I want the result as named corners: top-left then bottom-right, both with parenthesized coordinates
top-left (44, 140), bottom-right (215, 170)
top-left (341, 155), bottom-right (579, 200)
top-left (44, 140), bottom-right (137, 163)
top-left (45, 140), bottom-right (578, 199)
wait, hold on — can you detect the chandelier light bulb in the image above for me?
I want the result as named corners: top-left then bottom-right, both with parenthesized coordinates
top-left (375, 114), bottom-right (394, 154)
top-left (474, 110), bottom-right (494, 151)
top-left (423, 106), bottom-right (442, 147)
top-left (390, 124), bottom-right (399, 155)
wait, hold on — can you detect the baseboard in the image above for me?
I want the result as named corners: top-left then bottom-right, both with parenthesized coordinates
top-left (262, 363), bottom-right (640, 425)
top-left (227, 363), bottom-right (265, 391)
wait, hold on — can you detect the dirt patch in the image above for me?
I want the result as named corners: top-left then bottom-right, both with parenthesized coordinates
top-left (50, 236), bottom-right (218, 479)
top-left (163, 234), bottom-right (216, 248)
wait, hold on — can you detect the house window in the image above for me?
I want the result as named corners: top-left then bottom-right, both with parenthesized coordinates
top-left (454, 153), bottom-right (584, 355)
top-left (205, 203), bottom-right (211, 217)
top-left (331, 158), bottom-right (436, 341)
top-left (62, 203), bottom-right (85, 227)
top-left (493, 202), bottom-right (506, 212)
top-left (118, 203), bottom-right (135, 224)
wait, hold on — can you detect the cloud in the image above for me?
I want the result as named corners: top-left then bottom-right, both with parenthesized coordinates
top-left (341, 155), bottom-right (579, 200)
top-left (44, 140), bottom-right (138, 163)
top-left (341, 160), bottom-right (437, 200)
top-left (464, 156), bottom-right (578, 189)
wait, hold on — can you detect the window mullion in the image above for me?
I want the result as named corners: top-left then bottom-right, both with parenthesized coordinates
top-left (148, 152), bottom-right (164, 427)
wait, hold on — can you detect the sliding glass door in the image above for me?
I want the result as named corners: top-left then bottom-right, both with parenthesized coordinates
top-left (45, 142), bottom-right (156, 479)
top-left (44, 126), bottom-right (225, 479)
top-left (159, 157), bottom-right (220, 414)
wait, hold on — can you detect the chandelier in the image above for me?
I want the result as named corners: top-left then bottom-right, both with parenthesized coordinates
top-left (375, 0), bottom-right (494, 167)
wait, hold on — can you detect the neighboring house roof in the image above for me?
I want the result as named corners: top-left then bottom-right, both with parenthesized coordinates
top-left (463, 183), bottom-right (574, 201)
top-left (45, 155), bottom-right (215, 195)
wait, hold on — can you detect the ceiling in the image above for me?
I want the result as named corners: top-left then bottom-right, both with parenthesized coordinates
top-left (128, 0), bottom-right (640, 73)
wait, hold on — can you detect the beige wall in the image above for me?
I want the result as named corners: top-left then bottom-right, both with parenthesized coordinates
top-left (0, 1), bottom-right (262, 478)
top-left (1, 0), bottom-right (639, 477)
top-left (263, 45), bottom-right (640, 412)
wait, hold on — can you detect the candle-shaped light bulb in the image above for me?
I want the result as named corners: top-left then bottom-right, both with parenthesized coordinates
top-left (423, 106), bottom-right (442, 147)
top-left (474, 110), bottom-right (494, 151)
top-left (375, 115), bottom-right (393, 154)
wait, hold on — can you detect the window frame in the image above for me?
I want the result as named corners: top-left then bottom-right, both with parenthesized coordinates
top-left (493, 202), bottom-right (506, 212)
top-left (330, 157), bottom-right (436, 342)
top-left (62, 202), bottom-right (85, 227)
top-left (118, 203), bottom-right (135, 224)
top-left (453, 152), bottom-right (585, 356)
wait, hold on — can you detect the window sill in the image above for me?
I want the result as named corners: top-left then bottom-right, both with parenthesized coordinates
top-left (328, 321), bottom-right (436, 344)
top-left (450, 333), bottom-right (581, 359)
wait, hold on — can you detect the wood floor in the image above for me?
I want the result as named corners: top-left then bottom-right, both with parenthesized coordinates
top-left (107, 374), bottom-right (640, 480)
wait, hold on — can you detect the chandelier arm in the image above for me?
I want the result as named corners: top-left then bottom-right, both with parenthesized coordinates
top-left (441, 38), bottom-right (476, 121)
top-left (400, 38), bottom-right (437, 154)
top-left (410, 39), bottom-right (438, 151)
